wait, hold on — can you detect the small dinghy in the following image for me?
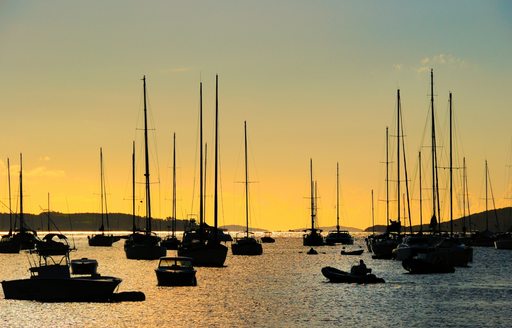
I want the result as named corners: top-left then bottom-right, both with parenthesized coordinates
top-left (321, 266), bottom-right (385, 284)
top-left (340, 248), bottom-right (364, 255)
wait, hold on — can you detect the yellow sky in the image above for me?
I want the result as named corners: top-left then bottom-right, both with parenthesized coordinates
top-left (1, 1), bottom-right (512, 231)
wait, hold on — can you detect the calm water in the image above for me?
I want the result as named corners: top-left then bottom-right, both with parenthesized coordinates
top-left (1, 232), bottom-right (511, 327)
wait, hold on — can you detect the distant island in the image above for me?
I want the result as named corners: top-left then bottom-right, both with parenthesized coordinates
top-left (363, 207), bottom-right (512, 233)
top-left (1, 207), bottom-right (511, 233)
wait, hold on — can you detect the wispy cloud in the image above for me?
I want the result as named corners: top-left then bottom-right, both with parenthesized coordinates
top-left (416, 54), bottom-right (467, 73)
top-left (25, 166), bottom-right (66, 178)
top-left (393, 64), bottom-right (402, 71)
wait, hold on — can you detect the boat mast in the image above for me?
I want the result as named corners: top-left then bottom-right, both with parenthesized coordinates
top-left (371, 189), bottom-right (375, 235)
top-left (47, 193), bottom-right (51, 232)
top-left (214, 74), bottom-right (219, 236)
top-left (172, 133), bottom-right (177, 237)
top-left (132, 141), bottom-right (136, 233)
top-left (400, 92), bottom-right (413, 234)
top-left (485, 160), bottom-right (489, 231)
top-left (397, 90), bottom-right (401, 228)
top-left (310, 158), bottom-right (315, 231)
top-left (100, 147), bottom-right (105, 232)
top-left (336, 162), bottom-right (340, 233)
top-left (430, 69), bottom-right (441, 233)
top-left (419, 151), bottom-right (423, 233)
top-left (199, 82), bottom-right (204, 239)
top-left (386, 127), bottom-right (390, 228)
top-left (142, 76), bottom-right (152, 235)
top-left (244, 121), bottom-right (249, 238)
top-left (19, 153), bottom-right (25, 233)
top-left (7, 158), bottom-right (12, 235)
top-left (203, 143), bottom-right (207, 223)
top-left (449, 92), bottom-right (453, 236)
top-left (462, 157), bottom-right (467, 235)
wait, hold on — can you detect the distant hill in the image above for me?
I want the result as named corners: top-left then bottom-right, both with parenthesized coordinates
top-left (288, 225), bottom-right (363, 233)
top-left (0, 212), bottom-right (197, 232)
top-left (219, 225), bottom-right (267, 232)
top-left (364, 207), bottom-right (512, 233)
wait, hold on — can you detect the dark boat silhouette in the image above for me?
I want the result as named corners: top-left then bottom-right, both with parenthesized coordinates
top-left (89, 148), bottom-right (120, 247)
top-left (124, 76), bottom-right (166, 260)
top-left (161, 133), bottom-right (181, 250)
top-left (178, 76), bottom-right (227, 267)
top-left (231, 121), bottom-right (263, 256)
top-left (303, 159), bottom-right (324, 246)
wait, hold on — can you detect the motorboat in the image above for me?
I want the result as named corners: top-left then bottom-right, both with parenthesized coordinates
top-left (2, 251), bottom-right (122, 302)
top-left (231, 233), bottom-right (263, 256)
top-left (155, 257), bottom-right (197, 287)
top-left (325, 230), bottom-right (354, 245)
top-left (392, 234), bottom-right (438, 261)
top-left (402, 252), bottom-right (455, 274)
top-left (340, 247), bottom-right (364, 255)
top-left (260, 231), bottom-right (275, 243)
top-left (35, 233), bottom-right (72, 257)
top-left (321, 266), bottom-right (385, 284)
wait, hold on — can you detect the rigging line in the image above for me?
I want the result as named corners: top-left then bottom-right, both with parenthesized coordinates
top-left (487, 166), bottom-right (501, 231)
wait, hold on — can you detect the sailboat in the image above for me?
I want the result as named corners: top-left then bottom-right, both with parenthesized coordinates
top-left (178, 75), bottom-right (228, 267)
top-left (231, 121), bottom-right (263, 256)
top-left (161, 133), bottom-right (181, 250)
top-left (325, 163), bottom-right (354, 245)
top-left (88, 148), bottom-right (120, 247)
top-left (469, 161), bottom-right (498, 247)
top-left (370, 90), bottom-right (405, 259)
top-left (303, 159), bottom-right (324, 246)
top-left (123, 76), bottom-right (166, 260)
top-left (0, 154), bottom-right (38, 253)
top-left (0, 158), bottom-right (20, 253)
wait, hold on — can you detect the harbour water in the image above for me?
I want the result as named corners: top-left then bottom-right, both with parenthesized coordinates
top-left (1, 232), bottom-right (511, 327)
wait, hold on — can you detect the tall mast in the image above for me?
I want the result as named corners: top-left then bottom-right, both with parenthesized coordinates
top-left (485, 160), bottom-right (489, 231)
top-left (203, 143), bottom-right (207, 222)
top-left (419, 151), bottom-right (423, 233)
top-left (397, 90), bottom-right (401, 227)
top-left (462, 157), bottom-right (467, 234)
top-left (336, 162), bottom-right (340, 233)
top-left (244, 121), bottom-right (249, 237)
top-left (386, 127), bottom-right (390, 228)
top-left (172, 133), bottom-right (177, 237)
top-left (132, 141), bottom-right (136, 233)
top-left (400, 93), bottom-right (413, 234)
top-left (310, 158), bottom-right (314, 230)
top-left (430, 69), bottom-right (441, 233)
top-left (142, 76), bottom-right (152, 234)
top-left (371, 189), bottom-right (375, 235)
top-left (19, 153), bottom-right (25, 233)
top-left (199, 82), bottom-right (204, 236)
top-left (7, 158), bottom-right (12, 235)
top-left (449, 92), bottom-right (453, 236)
top-left (214, 74), bottom-right (219, 233)
top-left (47, 193), bottom-right (51, 232)
top-left (100, 147), bottom-right (105, 232)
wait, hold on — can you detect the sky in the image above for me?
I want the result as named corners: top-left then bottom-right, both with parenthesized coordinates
top-left (0, 1), bottom-right (511, 231)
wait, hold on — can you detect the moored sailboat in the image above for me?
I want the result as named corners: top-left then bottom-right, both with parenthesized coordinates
top-left (177, 76), bottom-right (228, 267)
top-left (303, 159), bottom-right (324, 246)
top-left (231, 121), bottom-right (263, 256)
top-left (325, 163), bottom-right (353, 245)
top-left (88, 148), bottom-right (120, 247)
top-left (124, 76), bottom-right (166, 260)
top-left (161, 133), bottom-right (181, 250)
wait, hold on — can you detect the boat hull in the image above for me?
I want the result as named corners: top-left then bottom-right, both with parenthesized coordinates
top-left (88, 234), bottom-right (120, 247)
top-left (340, 249), bottom-right (364, 256)
top-left (124, 233), bottom-right (166, 260)
top-left (321, 266), bottom-right (384, 284)
top-left (495, 239), bottom-right (512, 250)
top-left (155, 269), bottom-right (197, 286)
top-left (231, 239), bottom-right (263, 256)
top-left (2, 276), bottom-right (122, 302)
top-left (161, 236), bottom-right (181, 250)
top-left (402, 257), bottom-right (455, 274)
top-left (177, 242), bottom-right (228, 267)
